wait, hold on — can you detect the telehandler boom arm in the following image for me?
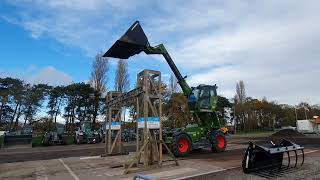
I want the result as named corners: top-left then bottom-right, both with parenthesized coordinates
top-left (144, 45), bottom-right (192, 96)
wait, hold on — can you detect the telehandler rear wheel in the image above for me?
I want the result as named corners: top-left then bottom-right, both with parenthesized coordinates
top-left (172, 134), bottom-right (191, 157)
top-left (210, 130), bottom-right (226, 153)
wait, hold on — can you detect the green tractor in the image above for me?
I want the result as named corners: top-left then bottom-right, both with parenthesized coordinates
top-left (74, 120), bottom-right (100, 144)
top-left (103, 21), bottom-right (226, 157)
top-left (42, 127), bottom-right (65, 146)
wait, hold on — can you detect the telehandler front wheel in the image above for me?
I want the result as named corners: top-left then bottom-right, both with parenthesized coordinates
top-left (210, 131), bottom-right (226, 153)
top-left (172, 134), bottom-right (191, 157)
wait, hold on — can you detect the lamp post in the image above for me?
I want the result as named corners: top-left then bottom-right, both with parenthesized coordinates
top-left (304, 106), bottom-right (309, 120)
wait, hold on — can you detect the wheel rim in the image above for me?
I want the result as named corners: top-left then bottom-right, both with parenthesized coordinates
top-left (216, 135), bottom-right (225, 149)
top-left (178, 138), bottom-right (189, 153)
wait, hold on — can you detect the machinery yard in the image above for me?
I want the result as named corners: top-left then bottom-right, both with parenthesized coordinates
top-left (1, 2), bottom-right (320, 180)
top-left (1, 135), bottom-right (320, 180)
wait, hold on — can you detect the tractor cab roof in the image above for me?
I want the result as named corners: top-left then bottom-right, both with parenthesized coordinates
top-left (192, 84), bottom-right (217, 90)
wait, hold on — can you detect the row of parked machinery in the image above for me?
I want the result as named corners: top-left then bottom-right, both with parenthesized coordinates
top-left (41, 120), bottom-right (139, 146)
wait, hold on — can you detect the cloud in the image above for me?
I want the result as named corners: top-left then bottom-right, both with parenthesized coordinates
top-left (149, 0), bottom-right (320, 104)
top-left (1, 0), bottom-right (320, 104)
top-left (29, 66), bottom-right (73, 86)
top-left (0, 66), bottom-right (73, 86)
top-left (1, 0), bottom-right (147, 56)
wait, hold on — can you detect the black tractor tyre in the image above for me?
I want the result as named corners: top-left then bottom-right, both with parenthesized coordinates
top-left (74, 134), bottom-right (77, 144)
top-left (76, 135), bottom-right (83, 144)
top-left (172, 133), bottom-right (192, 157)
top-left (210, 130), bottom-right (227, 153)
top-left (60, 137), bottom-right (66, 145)
top-left (95, 134), bottom-right (101, 143)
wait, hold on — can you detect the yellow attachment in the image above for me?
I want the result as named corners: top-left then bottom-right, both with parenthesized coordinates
top-left (220, 127), bottom-right (229, 135)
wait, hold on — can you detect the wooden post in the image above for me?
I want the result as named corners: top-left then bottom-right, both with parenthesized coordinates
top-left (143, 71), bottom-right (149, 167)
top-left (136, 97), bottom-right (140, 165)
top-left (143, 96), bottom-right (149, 166)
top-left (159, 79), bottom-right (163, 165)
top-left (104, 96), bottom-right (108, 155)
top-left (118, 109), bottom-right (122, 154)
top-left (107, 107), bottom-right (112, 154)
top-left (136, 98), bottom-right (139, 152)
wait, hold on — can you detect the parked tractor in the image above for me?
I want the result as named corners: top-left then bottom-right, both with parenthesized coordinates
top-left (42, 127), bottom-right (65, 146)
top-left (3, 126), bottom-right (33, 148)
top-left (98, 122), bottom-right (117, 143)
top-left (74, 120), bottom-right (100, 144)
top-left (103, 21), bottom-right (227, 157)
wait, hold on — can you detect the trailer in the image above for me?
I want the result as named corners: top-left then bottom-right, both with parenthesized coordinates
top-left (297, 119), bottom-right (317, 133)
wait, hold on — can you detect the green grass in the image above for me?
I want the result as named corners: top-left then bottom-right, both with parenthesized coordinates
top-left (64, 136), bottom-right (75, 145)
top-left (32, 135), bottom-right (43, 147)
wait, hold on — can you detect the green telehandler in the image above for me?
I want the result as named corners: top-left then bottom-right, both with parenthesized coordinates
top-left (103, 21), bottom-right (226, 157)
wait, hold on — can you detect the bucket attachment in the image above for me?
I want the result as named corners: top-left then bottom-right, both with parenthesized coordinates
top-left (242, 139), bottom-right (304, 174)
top-left (103, 21), bottom-right (149, 59)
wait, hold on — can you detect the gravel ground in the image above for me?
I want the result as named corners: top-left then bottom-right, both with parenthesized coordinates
top-left (0, 135), bottom-right (319, 180)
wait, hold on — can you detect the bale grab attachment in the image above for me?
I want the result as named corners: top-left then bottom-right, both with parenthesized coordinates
top-left (242, 139), bottom-right (304, 173)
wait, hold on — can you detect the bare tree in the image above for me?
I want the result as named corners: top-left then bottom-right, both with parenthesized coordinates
top-left (114, 59), bottom-right (129, 93)
top-left (234, 80), bottom-right (246, 130)
top-left (90, 52), bottom-right (109, 94)
top-left (235, 80), bottom-right (246, 104)
top-left (90, 52), bottom-right (109, 125)
top-left (169, 74), bottom-right (178, 94)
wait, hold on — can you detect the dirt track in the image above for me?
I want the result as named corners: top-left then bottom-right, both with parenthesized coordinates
top-left (0, 143), bottom-right (136, 163)
top-left (0, 135), bottom-right (320, 180)
top-left (0, 137), bottom-right (247, 164)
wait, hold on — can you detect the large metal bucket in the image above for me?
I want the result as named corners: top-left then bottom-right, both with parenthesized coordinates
top-left (242, 139), bottom-right (304, 174)
top-left (103, 21), bottom-right (149, 59)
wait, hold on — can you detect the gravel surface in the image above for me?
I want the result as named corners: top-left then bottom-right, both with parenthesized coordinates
top-left (0, 135), bottom-right (319, 180)
top-left (272, 129), bottom-right (305, 138)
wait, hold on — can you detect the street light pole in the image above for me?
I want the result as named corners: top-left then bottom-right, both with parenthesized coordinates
top-left (294, 107), bottom-right (298, 121)
top-left (304, 107), bottom-right (308, 120)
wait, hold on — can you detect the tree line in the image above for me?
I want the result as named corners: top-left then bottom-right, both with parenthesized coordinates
top-left (0, 77), bottom-right (100, 131)
top-left (234, 80), bottom-right (320, 131)
top-left (0, 53), bottom-right (130, 132)
top-left (162, 77), bottom-right (320, 132)
top-left (1, 54), bottom-right (319, 132)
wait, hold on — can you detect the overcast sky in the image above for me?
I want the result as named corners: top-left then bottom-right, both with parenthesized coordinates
top-left (0, 0), bottom-right (319, 105)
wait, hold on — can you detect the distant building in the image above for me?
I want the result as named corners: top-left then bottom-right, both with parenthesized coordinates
top-left (314, 116), bottom-right (320, 124)
top-left (297, 116), bottom-right (320, 134)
